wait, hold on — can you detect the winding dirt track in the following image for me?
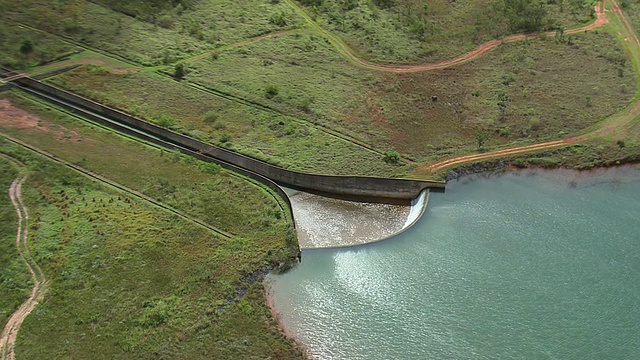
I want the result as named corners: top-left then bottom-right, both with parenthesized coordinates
top-left (422, 139), bottom-right (579, 174)
top-left (0, 155), bottom-right (48, 360)
top-left (287, 0), bottom-right (607, 73)
top-left (416, 0), bottom-right (640, 175)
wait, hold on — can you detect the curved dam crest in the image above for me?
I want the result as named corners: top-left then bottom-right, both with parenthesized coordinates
top-left (286, 188), bottom-right (430, 249)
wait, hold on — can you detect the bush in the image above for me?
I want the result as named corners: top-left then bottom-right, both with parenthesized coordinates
top-left (383, 150), bottom-right (400, 164)
top-left (198, 162), bottom-right (221, 174)
top-left (154, 114), bottom-right (176, 128)
top-left (269, 10), bottom-right (287, 26)
top-left (156, 14), bottom-right (174, 29)
top-left (174, 62), bottom-right (187, 80)
top-left (20, 39), bottom-right (33, 55)
top-left (265, 84), bottom-right (279, 99)
top-left (503, 0), bottom-right (547, 33)
top-left (204, 110), bottom-right (218, 123)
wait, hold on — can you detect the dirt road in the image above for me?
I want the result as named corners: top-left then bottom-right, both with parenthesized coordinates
top-left (415, 0), bottom-right (640, 176)
top-left (286, 0), bottom-right (607, 73)
top-left (0, 155), bottom-right (48, 360)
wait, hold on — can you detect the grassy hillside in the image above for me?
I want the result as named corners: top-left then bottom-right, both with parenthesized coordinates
top-left (291, 0), bottom-right (597, 63)
top-left (0, 0), bottom-right (303, 66)
top-left (0, 20), bottom-right (80, 70)
top-left (183, 28), bottom-right (634, 160)
top-left (45, 68), bottom-right (407, 176)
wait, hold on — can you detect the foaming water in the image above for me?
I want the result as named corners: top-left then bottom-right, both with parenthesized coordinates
top-left (285, 189), bottom-right (413, 248)
top-left (267, 167), bottom-right (640, 359)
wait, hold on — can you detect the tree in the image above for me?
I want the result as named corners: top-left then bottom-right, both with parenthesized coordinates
top-left (383, 150), bottom-right (401, 164)
top-left (503, 0), bottom-right (547, 33)
top-left (20, 39), bottom-right (33, 55)
top-left (476, 130), bottom-right (489, 150)
top-left (174, 62), bottom-right (187, 80)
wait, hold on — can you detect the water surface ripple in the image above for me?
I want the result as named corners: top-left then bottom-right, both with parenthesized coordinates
top-left (268, 168), bottom-right (640, 359)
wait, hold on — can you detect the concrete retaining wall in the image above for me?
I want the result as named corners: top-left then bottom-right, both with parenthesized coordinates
top-left (15, 77), bottom-right (445, 204)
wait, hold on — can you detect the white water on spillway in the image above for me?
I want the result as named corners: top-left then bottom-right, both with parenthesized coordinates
top-left (284, 188), bottom-right (429, 249)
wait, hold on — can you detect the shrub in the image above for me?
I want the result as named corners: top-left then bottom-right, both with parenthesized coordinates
top-left (383, 150), bottom-right (400, 164)
top-left (204, 110), bottom-right (218, 123)
top-left (20, 39), bottom-right (33, 55)
top-left (198, 162), bottom-right (221, 174)
top-left (154, 114), bottom-right (176, 128)
top-left (269, 10), bottom-right (287, 26)
top-left (156, 14), bottom-right (174, 29)
top-left (174, 62), bottom-right (187, 80)
top-left (265, 84), bottom-right (279, 99)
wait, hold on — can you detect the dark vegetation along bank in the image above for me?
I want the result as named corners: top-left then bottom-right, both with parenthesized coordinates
top-left (2, 0), bottom-right (640, 358)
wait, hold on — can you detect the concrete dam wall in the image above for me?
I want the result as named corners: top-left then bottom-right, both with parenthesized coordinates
top-left (14, 77), bottom-right (445, 204)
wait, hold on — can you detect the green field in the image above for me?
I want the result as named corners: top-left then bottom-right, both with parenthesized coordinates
top-left (0, 0), bottom-right (303, 66)
top-left (0, 94), bottom-right (302, 358)
top-left (45, 68), bottom-right (407, 176)
top-left (0, 158), bottom-right (32, 330)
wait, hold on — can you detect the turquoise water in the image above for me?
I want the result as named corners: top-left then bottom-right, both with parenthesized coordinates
top-left (267, 168), bottom-right (640, 359)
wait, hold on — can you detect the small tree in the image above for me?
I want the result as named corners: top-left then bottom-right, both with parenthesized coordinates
top-left (476, 130), bottom-right (489, 150)
top-left (174, 62), bottom-right (187, 80)
top-left (265, 84), bottom-right (279, 99)
top-left (383, 150), bottom-right (401, 164)
top-left (20, 39), bottom-right (33, 55)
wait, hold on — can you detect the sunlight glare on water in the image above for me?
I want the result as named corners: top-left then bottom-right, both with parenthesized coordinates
top-left (267, 167), bottom-right (640, 359)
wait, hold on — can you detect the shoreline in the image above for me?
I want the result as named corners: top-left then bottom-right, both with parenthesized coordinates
top-left (263, 281), bottom-right (311, 359)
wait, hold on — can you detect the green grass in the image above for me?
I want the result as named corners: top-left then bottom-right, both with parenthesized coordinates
top-left (369, 30), bottom-right (635, 158)
top-left (0, 139), bottom-right (301, 359)
top-left (0, 20), bottom-right (80, 70)
top-left (290, 0), bottom-right (596, 64)
top-left (45, 67), bottom-right (407, 176)
top-left (183, 27), bottom-right (634, 161)
top-left (0, 94), bottom-right (303, 357)
top-left (0, 91), bottom-right (296, 238)
top-left (0, 159), bottom-right (32, 330)
top-left (0, 0), bottom-right (303, 66)
top-left (185, 30), bottom-right (374, 135)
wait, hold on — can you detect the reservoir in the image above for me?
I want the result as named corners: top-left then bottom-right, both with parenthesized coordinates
top-left (267, 167), bottom-right (640, 359)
